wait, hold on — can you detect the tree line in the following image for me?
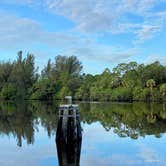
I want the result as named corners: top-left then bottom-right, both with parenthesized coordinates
top-left (0, 101), bottom-right (165, 145)
top-left (0, 51), bottom-right (165, 102)
top-left (80, 102), bottom-right (166, 139)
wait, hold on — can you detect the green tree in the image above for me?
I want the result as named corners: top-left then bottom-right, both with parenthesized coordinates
top-left (160, 83), bottom-right (166, 101)
top-left (146, 79), bottom-right (156, 101)
top-left (0, 51), bottom-right (165, 102)
top-left (7, 51), bottom-right (38, 99)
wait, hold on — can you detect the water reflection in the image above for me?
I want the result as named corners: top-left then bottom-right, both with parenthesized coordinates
top-left (80, 102), bottom-right (166, 139)
top-left (0, 101), bottom-right (165, 147)
top-left (0, 101), bottom-right (59, 147)
top-left (56, 105), bottom-right (82, 166)
top-left (56, 135), bottom-right (82, 166)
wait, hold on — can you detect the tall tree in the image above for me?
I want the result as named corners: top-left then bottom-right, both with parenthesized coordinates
top-left (160, 83), bottom-right (166, 100)
top-left (146, 79), bottom-right (156, 100)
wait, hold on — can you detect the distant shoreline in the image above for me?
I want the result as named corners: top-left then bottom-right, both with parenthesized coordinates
top-left (0, 53), bottom-right (165, 102)
top-left (0, 99), bottom-right (165, 103)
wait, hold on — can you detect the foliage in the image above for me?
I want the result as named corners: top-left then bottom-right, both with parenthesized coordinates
top-left (0, 51), bottom-right (38, 100)
top-left (0, 101), bottom-right (165, 147)
top-left (160, 83), bottom-right (166, 101)
top-left (0, 52), bottom-right (165, 102)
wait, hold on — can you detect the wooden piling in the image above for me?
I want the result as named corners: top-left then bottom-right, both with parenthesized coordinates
top-left (56, 103), bottom-right (82, 166)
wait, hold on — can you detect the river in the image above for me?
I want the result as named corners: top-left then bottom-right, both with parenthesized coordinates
top-left (0, 101), bottom-right (165, 166)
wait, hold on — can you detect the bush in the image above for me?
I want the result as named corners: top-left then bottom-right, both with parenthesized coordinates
top-left (0, 84), bottom-right (17, 100)
top-left (133, 87), bottom-right (144, 101)
top-left (110, 88), bottom-right (133, 101)
top-left (54, 86), bottom-right (71, 100)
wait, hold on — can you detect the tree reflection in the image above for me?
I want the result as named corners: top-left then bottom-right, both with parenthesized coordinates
top-left (0, 101), bottom-right (59, 146)
top-left (0, 101), bottom-right (34, 146)
top-left (0, 101), bottom-right (165, 147)
top-left (80, 102), bottom-right (166, 139)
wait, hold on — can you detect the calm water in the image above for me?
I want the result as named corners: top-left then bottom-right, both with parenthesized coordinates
top-left (0, 101), bottom-right (165, 166)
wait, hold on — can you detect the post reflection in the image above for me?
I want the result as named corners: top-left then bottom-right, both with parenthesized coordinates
top-left (56, 105), bottom-right (82, 166)
top-left (56, 135), bottom-right (82, 166)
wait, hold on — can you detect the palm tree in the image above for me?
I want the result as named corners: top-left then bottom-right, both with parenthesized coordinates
top-left (160, 83), bottom-right (166, 100)
top-left (146, 79), bottom-right (156, 100)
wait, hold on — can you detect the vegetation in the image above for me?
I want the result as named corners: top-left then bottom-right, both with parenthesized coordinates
top-left (0, 51), bottom-right (38, 100)
top-left (0, 101), bottom-right (58, 146)
top-left (80, 102), bottom-right (166, 139)
top-left (0, 101), bottom-right (165, 146)
top-left (0, 51), bottom-right (165, 102)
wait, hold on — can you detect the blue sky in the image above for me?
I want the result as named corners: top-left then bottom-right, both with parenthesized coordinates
top-left (0, 0), bottom-right (166, 74)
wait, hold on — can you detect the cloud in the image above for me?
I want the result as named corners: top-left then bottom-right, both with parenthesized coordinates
top-left (45, 0), bottom-right (166, 43)
top-left (137, 145), bottom-right (160, 163)
top-left (81, 154), bottom-right (142, 166)
top-left (0, 11), bottom-right (138, 66)
top-left (144, 55), bottom-right (166, 65)
top-left (66, 46), bottom-right (138, 63)
top-left (134, 25), bottom-right (161, 43)
top-left (0, 140), bottom-right (57, 166)
top-left (0, 0), bottom-right (41, 7)
top-left (1, 0), bottom-right (166, 43)
top-left (0, 0), bottom-right (165, 69)
top-left (45, 0), bottom-right (117, 32)
top-left (0, 12), bottom-right (40, 48)
top-left (0, 11), bottom-right (86, 49)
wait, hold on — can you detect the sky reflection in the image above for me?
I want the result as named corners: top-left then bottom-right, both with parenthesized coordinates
top-left (0, 102), bottom-right (165, 166)
top-left (80, 122), bottom-right (166, 166)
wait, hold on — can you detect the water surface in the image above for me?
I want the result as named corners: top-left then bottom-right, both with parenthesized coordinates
top-left (0, 101), bottom-right (165, 166)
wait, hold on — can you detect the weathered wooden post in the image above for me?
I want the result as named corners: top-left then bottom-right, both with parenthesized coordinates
top-left (56, 96), bottom-right (82, 166)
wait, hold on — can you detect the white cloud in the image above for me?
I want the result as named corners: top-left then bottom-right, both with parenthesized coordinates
top-left (65, 46), bottom-right (138, 63)
top-left (45, 0), bottom-right (128, 32)
top-left (0, 12), bottom-right (40, 48)
top-left (144, 55), bottom-right (166, 65)
top-left (0, 11), bottom-right (138, 65)
top-left (134, 25), bottom-right (161, 43)
top-left (1, 0), bottom-right (166, 43)
top-left (0, 0), bottom-right (165, 68)
top-left (44, 0), bottom-right (166, 43)
top-left (137, 145), bottom-right (161, 163)
top-left (0, 11), bottom-right (86, 49)
top-left (81, 154), bottom-right (142, 166)
top-left (0, 0), bottom-right (41, 7)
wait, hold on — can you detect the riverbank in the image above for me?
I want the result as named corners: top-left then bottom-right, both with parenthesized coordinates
top-left (0, 53), bottom-right (165, 102)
